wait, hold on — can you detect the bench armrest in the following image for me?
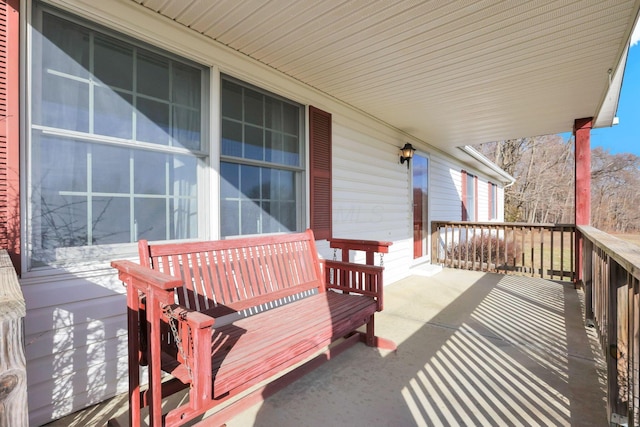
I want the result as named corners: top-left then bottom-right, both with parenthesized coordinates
top-left (112, 260), bottom-right (183, 291)
top-left (162, 304), bottom-right (216, 329)
top-left (322, 260), bottom-right (385, 311)
top-left (112, 260), bottom-right (216, 329)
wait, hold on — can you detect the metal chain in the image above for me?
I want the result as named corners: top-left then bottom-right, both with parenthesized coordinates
top-left (380, 253), bottom-right (384, 267)
top-left (333, 248), bottom-right (337, 261)
top-left (162, 304), bottom-right (193, 382)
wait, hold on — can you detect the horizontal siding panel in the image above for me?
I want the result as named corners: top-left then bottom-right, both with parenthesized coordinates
top-left (430, 157), bottom-right (463, 221)
top-left (28, 352), bottom-right (128, 424)
top-left (24, 294), bottom-right (125, 336)
top-left (21, 273), bottom-right (124, 310)
top-left (27, 337), bottom-right (127, 389)
top-left (25, 315), bottom-right (126, 361)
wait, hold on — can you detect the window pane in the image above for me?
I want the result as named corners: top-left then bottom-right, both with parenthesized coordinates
top-left (134, 151), bottom-right (166, 195)
top-left (42, 13), bottom-right (90, 78)
top-left (137, 51), bottom-right (169, 99)
top-left (283, 135), bottom-right (299, 166)
top-left (94, 35), bottom-right (133, 90)
top-left (265, 201), bottom-right (295, 233)
top-left (41, 73), bottom-right (89, 132)
top-left (171, 156), bottom-right (197, 197)
top-left (172, 106), bottom-right (200, 150)
top-left (466, 175), bottom-right (475, 221)
top-left (244, 88), bottom-right (263, 126)
top-left (92, 144), bottom-right (130, 194)
top-left (135, 198), bottom-right (167, 241)
top-left (92, 196), bottom-right (130, 244)
top-left (271, 169), bottom-right (295, 201)
top-left (266, 134), bottom-right (300, 167)
top-left (137, 98), bottom-right (170, 145)
top-left (221, 162), bottom-right (239, 200)
top-left (39, 194), bottom-right (88, 249)
top-left (265, 97), bottom-right (283, 131)
top-left (241, 200), bottom-right (260, 235)
top-left (222, 120), bottom-right (242, 157)
top-left (262, 167), bottom-right (272, 199)
top-left (38, 137), bottom-right (87, 192)
top-left (221, 200), bottom-right (239, 237)
top-left (265, 131), bottom-right (282, 164)
top-left (172, 63), bottom-right (201, 108)
top-left (221, 79), bottom-right (242, 120)
top-left (244, 125), bottom-right (263, 161)
top-left (171, 198), bottom-right (197, 239)
top-left (94, 86), bottom-right (133, 139)
top-left (240, 165), bottom-right (260, 199)
top-left (282, 102), bottom-right (299, 135)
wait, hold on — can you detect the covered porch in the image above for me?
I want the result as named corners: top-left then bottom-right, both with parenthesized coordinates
top-left (46, 267), bottom-right (606, 426)
top-left (2, 1), bottom-right (639, 425)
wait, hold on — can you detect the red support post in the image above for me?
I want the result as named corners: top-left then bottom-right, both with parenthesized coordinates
top-left (574, 117), bottom-right (592, 286)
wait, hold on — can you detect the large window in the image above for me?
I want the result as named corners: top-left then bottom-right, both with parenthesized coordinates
top-left (30, 5), bottom-right (208, 266)
top-left (489, 182), bottom-right (498, 220)
top-left (462, 171), bottom-right (477, 221)
top-left (220, 77), bottom-right (303, 237)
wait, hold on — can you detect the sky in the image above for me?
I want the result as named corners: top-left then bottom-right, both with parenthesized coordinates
top-left (582, 26), bottom-right (640, 156)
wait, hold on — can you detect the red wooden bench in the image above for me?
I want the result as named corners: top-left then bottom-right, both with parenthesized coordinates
top-left (111, 229), bottom-right (393, 426)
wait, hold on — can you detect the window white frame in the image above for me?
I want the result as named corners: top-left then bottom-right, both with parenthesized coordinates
top-left (489, 182), bottom-right (498, 220)
top-left (219, 75), bottom-right (305, 238)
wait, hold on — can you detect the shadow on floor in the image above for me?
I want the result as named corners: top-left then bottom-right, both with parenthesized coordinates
top-left (245, 270), bottom-right (607, 427)
top-left (45, 269), bottom-right (607, 427)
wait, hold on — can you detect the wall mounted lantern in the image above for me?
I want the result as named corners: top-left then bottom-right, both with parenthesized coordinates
top-left (399, 143), bottom-right (416, 169)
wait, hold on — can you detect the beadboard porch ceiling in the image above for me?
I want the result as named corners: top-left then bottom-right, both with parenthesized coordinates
top-left (132, 0), bottom-right (639, 152)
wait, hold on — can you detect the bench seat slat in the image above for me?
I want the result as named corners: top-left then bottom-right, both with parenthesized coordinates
top-left (208, 291), bottom-right (369, 361)
top-left (209, 291), bottom-right (377, 397)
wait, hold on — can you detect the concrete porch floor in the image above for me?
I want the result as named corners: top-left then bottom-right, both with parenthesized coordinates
top-left (45, 268), bottom-right (607, 426)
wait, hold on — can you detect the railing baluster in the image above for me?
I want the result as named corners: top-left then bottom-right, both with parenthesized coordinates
top-left (549, 228), bottom-right (556, 280)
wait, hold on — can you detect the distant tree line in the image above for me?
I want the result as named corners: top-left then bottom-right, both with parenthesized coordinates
top-left (475, 135), bottom-right (640, 233)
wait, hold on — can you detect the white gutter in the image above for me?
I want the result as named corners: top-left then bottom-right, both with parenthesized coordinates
top-left (459, 145), bottom-right (516, 187)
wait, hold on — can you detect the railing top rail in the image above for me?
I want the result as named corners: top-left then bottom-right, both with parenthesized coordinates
top-left (0, 249), bottom-right (25, 320)
top-left (432, 221), bottom-right (576, 229)
top-left (578, 225), bottom-right (640, 281)
top-left (328, 238), bottom-right (392, 254)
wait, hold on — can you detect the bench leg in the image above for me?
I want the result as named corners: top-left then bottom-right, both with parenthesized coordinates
top-left (126, 291), bottom-right (141, 427)
top-left (361, 315), bottom-right (397, 351)
top-left (365, 315), bottom-right (376, 346)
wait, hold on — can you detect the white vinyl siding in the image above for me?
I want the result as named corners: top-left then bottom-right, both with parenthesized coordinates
top-left (430, 156), bottom-right (465, 221)
top-left (328, 122), bottom-right (409, 284)
top-left (476, 177), bottom-right (489, 221)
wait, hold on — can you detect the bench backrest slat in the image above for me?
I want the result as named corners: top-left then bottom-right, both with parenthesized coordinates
top-left (139, 230), bottom-right (324, 314)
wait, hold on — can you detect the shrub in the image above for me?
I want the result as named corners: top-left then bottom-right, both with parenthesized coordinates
top-left (446, 231), bottom-right (521, 270)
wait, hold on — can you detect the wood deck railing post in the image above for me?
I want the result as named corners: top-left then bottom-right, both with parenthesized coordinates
top-left (0, 250), bottom-right (27, 426)
top-left (584, 238), bottom-right (594, 321)
top-left (609, 261), bottom-right (629, 420)
top-left (328, 238), bottom-right (392, 267)
top-left (431, 224), bottom-right (438, 265)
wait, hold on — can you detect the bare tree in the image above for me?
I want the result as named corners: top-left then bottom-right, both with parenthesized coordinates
top-left (475, 136), bottom-right (640, 232)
